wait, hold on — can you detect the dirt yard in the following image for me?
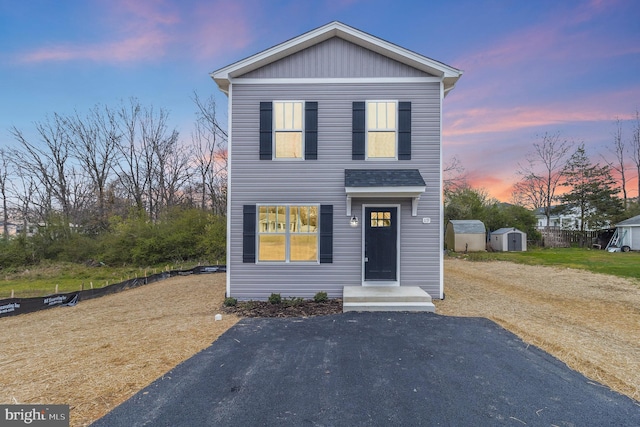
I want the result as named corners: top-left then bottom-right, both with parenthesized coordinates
top-left (1, 260), bottom-right (639, 426)
top-left (0, 273), bottom-right (239, 427)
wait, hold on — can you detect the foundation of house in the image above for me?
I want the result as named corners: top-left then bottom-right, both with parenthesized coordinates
top-left (342, 286), bottom-right (435, 313)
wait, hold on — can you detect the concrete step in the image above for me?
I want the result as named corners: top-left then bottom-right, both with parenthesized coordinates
top-left (343, 286), bottom-right (435, 313)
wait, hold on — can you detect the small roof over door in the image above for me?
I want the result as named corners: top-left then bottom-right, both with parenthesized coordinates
top-left (344, 169), bottom-right (426, 216)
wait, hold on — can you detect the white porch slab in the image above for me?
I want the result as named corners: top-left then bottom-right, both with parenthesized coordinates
top-left (343, 286), bottom-right (435, 313)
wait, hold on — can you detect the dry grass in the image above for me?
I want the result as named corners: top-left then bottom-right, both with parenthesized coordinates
top-left (436, 258), bottom-right (640, 402)
top-left (2, 260), bottom-right (639, 427)
top-left (0, 273), bottom-right (239, 427)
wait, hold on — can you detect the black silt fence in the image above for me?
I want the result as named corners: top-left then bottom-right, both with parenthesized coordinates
top-left (0, 265), bottom-right (226, 318)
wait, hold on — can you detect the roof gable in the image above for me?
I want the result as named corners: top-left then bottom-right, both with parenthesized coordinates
top-left (240, 37), bottom-right (433, 79)
top-left (212, 21), bottom-right (463, 94)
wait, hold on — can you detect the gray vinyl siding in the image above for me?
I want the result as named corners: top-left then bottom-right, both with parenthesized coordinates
top-left (229, 82), bottom-right (442, 299)
top-left (242, 37), bottom-right (432, 79)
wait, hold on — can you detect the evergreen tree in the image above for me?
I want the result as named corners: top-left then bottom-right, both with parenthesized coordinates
top-left (559, 144), bottom-right (623, 244)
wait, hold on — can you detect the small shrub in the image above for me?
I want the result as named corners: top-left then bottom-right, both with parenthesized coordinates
top-left (239, 300), bottom-right (258, 310)
top-left (314, 291), bottom-right (328, 303)
top-left (268, 293), bottom-right (282, 304)
top-left (283, 296), bottom-right (304, 307)
top-left (223, 297), bottom-right (237, 307)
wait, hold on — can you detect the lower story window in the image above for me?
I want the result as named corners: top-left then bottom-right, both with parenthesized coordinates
top-left (258, 205), bottom-right (318, 262)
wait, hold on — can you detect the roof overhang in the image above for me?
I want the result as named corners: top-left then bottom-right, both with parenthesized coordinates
top-left (211, 21), bottom-right (463, 95)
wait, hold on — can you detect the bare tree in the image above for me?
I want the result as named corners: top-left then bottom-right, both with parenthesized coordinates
top-left (443, 155), bottom-right (467, 199)
top-left (11, 162), bottom-right (39, 234)
top-left (631, 110), bottom-right (640, 202)
top-left (192, 93), bottom-right (228, 215)
top-left (511, 173), bottom-right (546, 209)
top-left (192, 92), bottom-right (228, 139)
top-left (139, 105), bottom-right (183, 219)
top-left (10, 114), bottom-right (78, 229)
top-left (0, 148), bottom-right (9, 239)
top-left (113, 99), bottom-right (147, 214)
top-left (66, 104), bottom-right (121, 230)
top-left (514, 132), bottom-right (572, 223)
top-left (207, 148), bottom-right (228, 216)
top-left (603, 117), bottom-right (628, 208)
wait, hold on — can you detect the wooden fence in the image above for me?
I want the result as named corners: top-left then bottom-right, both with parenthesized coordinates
top-left (538, 227), bottom-right (599, 248)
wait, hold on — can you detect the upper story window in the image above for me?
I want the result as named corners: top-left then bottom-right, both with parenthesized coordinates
top-left (274, 101), bottom-right (304, 159)
top-left (260, 101), bottom-right (317, 161)
top-left (367, 101), bottom-right (397, 159)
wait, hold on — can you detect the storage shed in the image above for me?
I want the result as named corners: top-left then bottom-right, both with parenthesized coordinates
top-left (445, 220), bottom-right (486, 252)
top-left (489, 228), bottom-right (527, 252)
top-left (608, 214), bottom-right (640, 251)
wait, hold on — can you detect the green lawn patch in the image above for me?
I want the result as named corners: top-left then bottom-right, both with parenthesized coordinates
top-left (0, 261), bottom-right (197, 298)
top-left (460, 248), bottom-right (640, 280)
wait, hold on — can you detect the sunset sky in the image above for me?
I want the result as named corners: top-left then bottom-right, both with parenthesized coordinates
top-left (1, 0), bottom-right (639, 201)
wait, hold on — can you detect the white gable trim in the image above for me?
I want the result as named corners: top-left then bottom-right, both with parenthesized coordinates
top-left (212, 21), bottom-right (463, 94)
top-left (230, 77), bottom-right (443, 85)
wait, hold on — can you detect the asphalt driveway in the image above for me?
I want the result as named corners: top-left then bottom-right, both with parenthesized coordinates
top-left (92, 312), bottom-right (640, 426)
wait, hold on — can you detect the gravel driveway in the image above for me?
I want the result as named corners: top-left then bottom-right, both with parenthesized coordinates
top-left (92, 312), bottom-right (640, 426)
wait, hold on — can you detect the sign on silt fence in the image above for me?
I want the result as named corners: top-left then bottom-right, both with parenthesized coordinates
top-left (0, 405), bottom-right (69, 426)
top-left (0, 293), bottom-right (78, 318)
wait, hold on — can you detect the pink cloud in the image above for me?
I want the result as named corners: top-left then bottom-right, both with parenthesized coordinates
top-left (14, 0), bottom-right (255, 65)
top-left (188, 1), bottom-right (255, 61)
top-left (444, 86), bottom-right (640, 139)
top-left (18, 31), bottom-right (172, 63)
top-left (454, 0), bottom-right (638, 76)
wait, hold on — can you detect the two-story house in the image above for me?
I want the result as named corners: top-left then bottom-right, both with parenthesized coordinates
top-left (211, 22), bottom-right (462, 310)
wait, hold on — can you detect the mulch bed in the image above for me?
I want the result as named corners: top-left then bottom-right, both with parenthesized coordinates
top-left (223, 299), bottom-right (343, 317)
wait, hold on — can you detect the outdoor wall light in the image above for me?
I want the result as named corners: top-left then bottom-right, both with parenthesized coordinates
top-left (350, 215), bottom-right (359, 227)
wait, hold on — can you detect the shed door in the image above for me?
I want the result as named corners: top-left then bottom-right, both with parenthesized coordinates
top-left (507, 232), bottom-right (522, 251)
top-left (364, 207), bottom-right (397, 281)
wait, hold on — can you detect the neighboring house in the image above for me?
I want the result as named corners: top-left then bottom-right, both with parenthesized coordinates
top-left (444, 220), bottom-right (486, 252)
top-left (489, 228), bottom-right (527, 252)
top-left (211, 21), bottom-right (462, 300)
top-left (0, 221), bottom-right (19, 237)
top-left (534, 206), bottom-right (602, 231)
top-left (607, 214), bottom-right (640, 251)
top-left (0, 221), bottom-right (38, 237)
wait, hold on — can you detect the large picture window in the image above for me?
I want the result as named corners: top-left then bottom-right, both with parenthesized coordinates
top-left (367, 101), bottom-right (397, 159)
top-left (258, 205), bottom-right (318, 262)
top-left (274, 101), bottom-right (304, 159)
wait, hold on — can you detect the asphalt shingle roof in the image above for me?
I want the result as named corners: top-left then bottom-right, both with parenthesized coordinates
top-left (449, 220), bottom-right (486, 234)
top-left (616, 214), bottom-right (640, 227)
top-left (344, 169), bottom-right (426, 187)
top-left (492, 227), bottom-right (525, 235)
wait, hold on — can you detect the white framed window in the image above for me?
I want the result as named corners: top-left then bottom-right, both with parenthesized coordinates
top-left (258, 204), bottom-right (318, 262)
top-left (273, 101), bottom-right (304, 159)
top-left (367, 101), bottom-right (397, 159)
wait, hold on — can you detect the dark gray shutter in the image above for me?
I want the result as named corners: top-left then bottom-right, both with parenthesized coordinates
top-left (305, 102), bottom-right (318, 160)
top-left (259, 102), bottom-right (272, 160)
top-left (319, 205), bottom-right (333, 263)
top-left (243, 205), bottom-right (256, 263)
top-left (398, 102), bottom-right (411, 160)
top-left (352, 102), bottom-right (365, 160)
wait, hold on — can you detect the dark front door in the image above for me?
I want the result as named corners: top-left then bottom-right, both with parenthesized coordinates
top-left (364, 207), bottom-right (397, 281)
top-left (507, 232), bottom-right (522, 251)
